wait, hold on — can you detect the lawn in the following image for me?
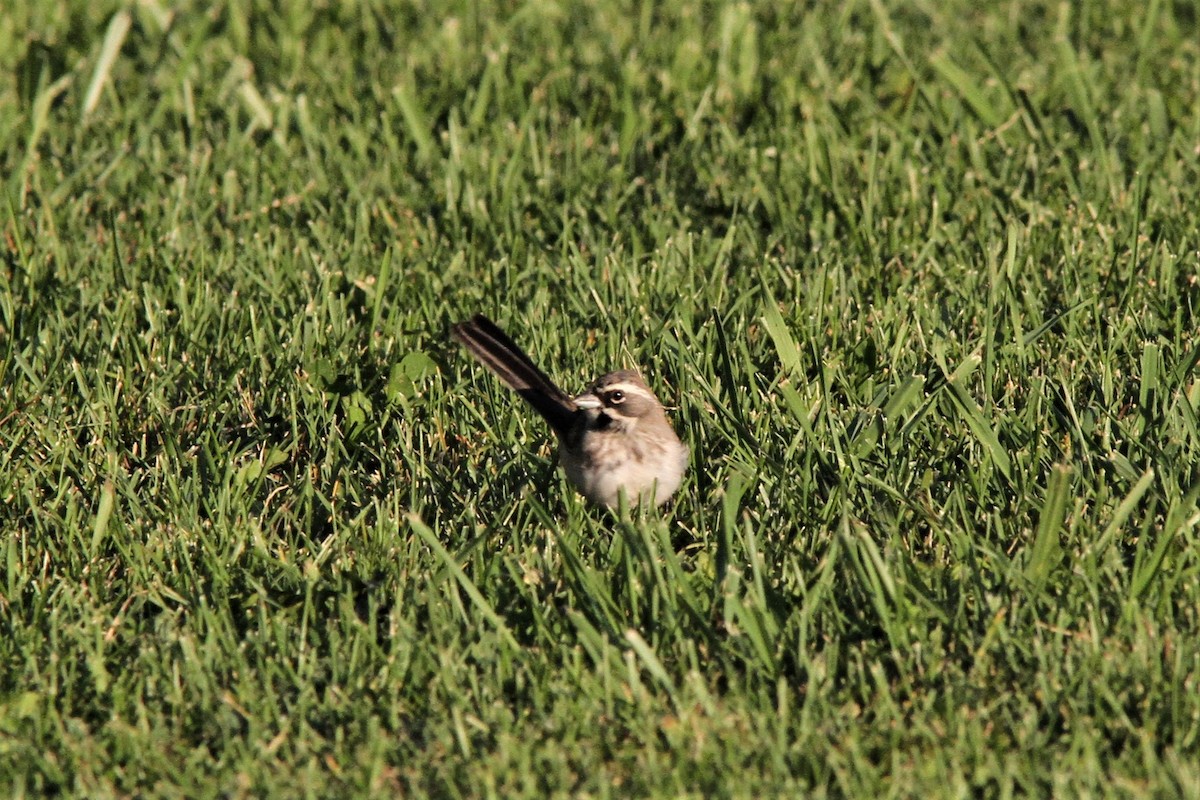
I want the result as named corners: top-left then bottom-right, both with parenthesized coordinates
top-left (2, 0), bottom-right (1199, 796)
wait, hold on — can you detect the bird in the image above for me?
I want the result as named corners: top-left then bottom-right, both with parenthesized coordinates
top-left (450, 314), bottom-right (688, 508)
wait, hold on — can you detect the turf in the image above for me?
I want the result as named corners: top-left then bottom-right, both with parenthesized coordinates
top-left (3, 0), bottom-right (1199, 797)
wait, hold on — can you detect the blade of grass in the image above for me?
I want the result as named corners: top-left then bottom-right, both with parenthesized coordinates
top-left (1129, 482), bottom-right (1200, 601)
top-left (408, 514), bottom-right (520, 652)
top-left (761, 289), bottom-right (802, 378)
top-left (392, 84), bottom-right (436, 164)
top-left (1139, 342), bottom-right (1159, 410)
top-left (91, 480), bottom-right (116, 554)
top-left (929, 51), bottom-right (1008, 127)
top-left (82, 10), bottom-right (131, 121)
top-left (624, 629), bottom-right (678, 706)
top-left (945, 380), bottom-right (1013, 481)
top-left (852, 374), bottom-right (926, 456)
top-left (1026, 464), bottom-right (1071, 591)
top-left (1091, 468), bottom-right (1155, 557)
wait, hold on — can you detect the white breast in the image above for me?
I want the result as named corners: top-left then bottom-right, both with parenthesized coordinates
top-left (560, 434), bottom-right (688, 508)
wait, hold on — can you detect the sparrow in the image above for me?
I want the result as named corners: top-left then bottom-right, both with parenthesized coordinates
top-left (450, 314), bottom-right (688, 508)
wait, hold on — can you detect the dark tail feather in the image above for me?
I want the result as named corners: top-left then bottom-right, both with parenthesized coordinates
top-left (451, 314), bottom-right (578, 435)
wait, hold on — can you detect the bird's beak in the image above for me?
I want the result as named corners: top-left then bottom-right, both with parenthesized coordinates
top-left (573, 392), bottom-right (602, 409)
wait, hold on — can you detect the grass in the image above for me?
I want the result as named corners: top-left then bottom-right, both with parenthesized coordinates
top-left (2, 0), bottom-right (1199, 796)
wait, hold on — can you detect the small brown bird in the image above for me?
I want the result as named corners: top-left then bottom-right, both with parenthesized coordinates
top-left (451, 314), bottom-right (688, 508)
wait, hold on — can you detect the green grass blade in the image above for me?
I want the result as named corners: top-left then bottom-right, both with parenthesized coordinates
top-left (90, 480), bottom-right (116, 554)
top-left (392, 84), bottom-right (436, 163)
top-left (761, 290), bottom-right (802, 377)
top-left (1026, 464), bottom-right (1071, 590)
top-left (1130, 482), bottom-right (1200, 601)
top-left (408, 514), bottom-right (520, 652)
top-left (945, 380), bottom-right (1013, 481)
top-left (1139, 342), bottom-right (1160, 410)
top-left (82, 10), bottom-right (131, 121)
top-left (929, 51), bottom-right (1007, 127)
top-left (1093, 469), bottom-right (1156, 556)
top-left (624, 629), bottom-right (678, 704)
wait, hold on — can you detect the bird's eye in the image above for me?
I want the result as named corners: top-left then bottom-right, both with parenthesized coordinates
top-left (608, 390), bottom-right (625, 404)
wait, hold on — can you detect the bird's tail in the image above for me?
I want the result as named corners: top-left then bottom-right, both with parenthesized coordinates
top-left (450, 314), bottom-right (578, 435)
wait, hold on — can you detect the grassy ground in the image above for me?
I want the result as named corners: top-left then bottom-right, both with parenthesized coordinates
top-left (3, 0), bottom-right (1199, 796)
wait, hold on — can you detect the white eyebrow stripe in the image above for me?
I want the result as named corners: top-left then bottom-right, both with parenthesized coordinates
top-left (603, 382), bottom-right (655, 399)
